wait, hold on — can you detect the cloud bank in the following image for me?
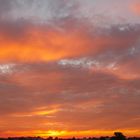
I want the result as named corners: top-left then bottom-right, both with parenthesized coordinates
top-left (0, 0), bottom-right (140, 137)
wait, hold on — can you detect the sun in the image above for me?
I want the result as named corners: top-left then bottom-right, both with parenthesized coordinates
top-left (47, 131), bottom-right (66, 137)
top-left (42, 130), bottom-right (67, 137)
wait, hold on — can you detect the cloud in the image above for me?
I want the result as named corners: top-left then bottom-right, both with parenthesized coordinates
top-left (0, 0), bottom-right (140, 137)
top-left (0, 0), bottom-right (12, 19)
top-left (0, 62), bottom-right (139, 135)
top-left (131, 2), bottom-right (140, 15)
top-left (8, 0), bottom-right (75, 21)
top-left (0, 0), bottom-right (140, 64)
top-left (0, 22), bottom-right (140, 63)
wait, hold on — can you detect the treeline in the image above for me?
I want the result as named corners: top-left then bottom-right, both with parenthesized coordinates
top-left (0, 132), bottom-right (139, 140)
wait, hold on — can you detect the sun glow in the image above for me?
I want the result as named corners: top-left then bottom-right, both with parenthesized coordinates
top-left (2, 130), bottom-right (140, 138)
top-left (29, 130), bottom-right (140, 138)
top-left (34, 109), bottom-right (59, 116)
top-left (46, 131), bottom-right (66, 137)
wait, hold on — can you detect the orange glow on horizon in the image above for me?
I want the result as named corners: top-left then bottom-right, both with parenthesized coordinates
top-left (1, 129), bottom-right (140, 138)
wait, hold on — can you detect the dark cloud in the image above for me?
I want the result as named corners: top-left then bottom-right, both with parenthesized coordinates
top-left (0, 0), bottom-right (12, 18)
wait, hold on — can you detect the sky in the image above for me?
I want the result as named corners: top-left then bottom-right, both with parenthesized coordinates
top-left (0, 0), bottom-right (140, 138)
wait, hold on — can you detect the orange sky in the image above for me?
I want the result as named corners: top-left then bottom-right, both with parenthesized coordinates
top-left (0, 0), bottom-right (140, 138)
top-left (131, 2), bottom-right (140, 15)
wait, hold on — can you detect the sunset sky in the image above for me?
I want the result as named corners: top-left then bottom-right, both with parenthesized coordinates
top-left (0, 0), bottom-right (140, 138)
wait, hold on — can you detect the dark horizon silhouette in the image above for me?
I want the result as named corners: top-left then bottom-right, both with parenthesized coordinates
top-left (0, 132), bottom-right (140, 140)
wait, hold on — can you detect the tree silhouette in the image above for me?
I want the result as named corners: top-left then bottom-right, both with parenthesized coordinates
top-left (111, 132), bottom-right (126, 140)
